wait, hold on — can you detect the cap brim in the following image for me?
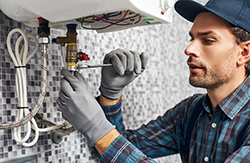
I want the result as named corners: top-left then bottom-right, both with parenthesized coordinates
top-left (174, 0), bottom-right (209, 22)
top-left (174, 0), bottom-right (239, 27)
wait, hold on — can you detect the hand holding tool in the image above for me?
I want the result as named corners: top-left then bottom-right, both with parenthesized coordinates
top-left (99, 49), bottom-right (148, 99)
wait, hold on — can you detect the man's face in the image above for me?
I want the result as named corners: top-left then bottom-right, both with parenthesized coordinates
top-left (185, 12), bottom-right (240, 90)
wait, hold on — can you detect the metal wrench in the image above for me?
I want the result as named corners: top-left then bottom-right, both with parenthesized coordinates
top-left (76, 63), bottom-right (112, 69)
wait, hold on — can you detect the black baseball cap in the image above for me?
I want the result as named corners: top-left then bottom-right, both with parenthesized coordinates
top-left (175, 0), bottom-right (250, 33)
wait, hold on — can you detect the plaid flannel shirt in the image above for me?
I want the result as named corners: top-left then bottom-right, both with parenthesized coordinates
top-left (100, 76), bottom-right (250, 163)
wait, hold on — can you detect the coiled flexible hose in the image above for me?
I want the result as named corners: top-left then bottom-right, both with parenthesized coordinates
top-left (2, 28), bottom-right (75, 147)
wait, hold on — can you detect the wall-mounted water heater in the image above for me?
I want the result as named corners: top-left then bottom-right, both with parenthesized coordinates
top-left (0, 0), bottom-right (175, 33)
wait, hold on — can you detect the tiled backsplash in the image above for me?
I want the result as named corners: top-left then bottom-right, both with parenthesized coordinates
top-left (0, 0), bottom-right (206, 162)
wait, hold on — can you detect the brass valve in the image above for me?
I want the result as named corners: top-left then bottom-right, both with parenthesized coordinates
top-left (52, 24), bottom-right (78, 72)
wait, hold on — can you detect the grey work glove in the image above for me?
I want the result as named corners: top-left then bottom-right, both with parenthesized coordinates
top-left (57, 69), bottom-right (114, 146)
top-left (99, 49), bottom-right (148, 99)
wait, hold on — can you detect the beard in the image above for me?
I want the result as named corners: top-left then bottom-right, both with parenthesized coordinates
top-left (188, 57), bottom-right (233, 90)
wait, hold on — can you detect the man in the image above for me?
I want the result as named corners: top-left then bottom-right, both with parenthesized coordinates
top-left (57, 0), bottom-right (250, 162)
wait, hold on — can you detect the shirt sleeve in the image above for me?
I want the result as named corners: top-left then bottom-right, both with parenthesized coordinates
top-left (100, 99), bottom-right (156, 162)
top-left (101, 99), bottom-right (125, 134)
top-left (100, 135), bottom-right (157, 163)
top-left (100, 96), bottom-right (195, 159)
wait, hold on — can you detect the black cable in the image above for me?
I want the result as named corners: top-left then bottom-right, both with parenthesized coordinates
top-left (99, 14), bottom-right (140, 26)
top-left (81, 23), bottom-right (114, 30)
top-left (134, 15), bottom-right (142, 24)
top-left (103, 14), bottom-right (109, 20)
top-left (81, 14), bottom-right (141, 30)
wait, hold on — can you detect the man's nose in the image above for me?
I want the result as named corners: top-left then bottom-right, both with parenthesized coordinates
top-left (184, 40), bottom-right (199, 58)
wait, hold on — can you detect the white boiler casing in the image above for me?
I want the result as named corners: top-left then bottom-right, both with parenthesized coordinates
top-left (0, 0), bottom-right (175, 32)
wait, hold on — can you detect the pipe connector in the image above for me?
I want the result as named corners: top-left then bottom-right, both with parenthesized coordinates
top-left (52, 24), bottom-right (78, 45)
top-left (37, 17), bottom-right (50, 44)
top-left (52, 24), bottom-right (78, 72)
top-left (38, 37), bottom-right (50, 44)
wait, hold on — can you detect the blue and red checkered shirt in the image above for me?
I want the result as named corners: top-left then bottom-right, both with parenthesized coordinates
top-left (99, 76), bottom-right (250, 163)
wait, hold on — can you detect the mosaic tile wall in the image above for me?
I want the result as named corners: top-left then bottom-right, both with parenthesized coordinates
top-left (0, 0), bottom-right (207, 162)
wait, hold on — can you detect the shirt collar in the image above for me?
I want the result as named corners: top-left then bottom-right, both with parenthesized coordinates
top-left (218, 76), bottom-right (250, 120)
top-left (202, 95), bottom-right (211, 114)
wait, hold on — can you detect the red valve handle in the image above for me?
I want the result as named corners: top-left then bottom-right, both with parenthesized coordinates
top-left (78, 52), bottom-right (90, 61)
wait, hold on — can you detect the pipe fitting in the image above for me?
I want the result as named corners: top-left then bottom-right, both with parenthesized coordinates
top-left (38, 37), bottom-right (50, 44)
top-left (37, 17), bottom-right (50, 38)
top-left (53, 24), bottom-right (77, 45)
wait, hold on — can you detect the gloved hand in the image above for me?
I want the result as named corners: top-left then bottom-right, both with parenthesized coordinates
top-left (57, 69), bottom-right (114, 146)
top-left (99, 49), bottom-right (148, 99)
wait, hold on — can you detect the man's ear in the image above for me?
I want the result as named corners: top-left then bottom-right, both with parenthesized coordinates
top-left (237, 41), bottom-right (250, 66)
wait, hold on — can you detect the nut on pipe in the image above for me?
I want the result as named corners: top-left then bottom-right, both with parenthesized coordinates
top-left (66, 44), bottom-right (77, 72)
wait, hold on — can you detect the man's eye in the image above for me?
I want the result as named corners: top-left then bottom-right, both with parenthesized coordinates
top-left (203, 39), bottom-right (214, 44)
top-left (189, 38), bottom-right (194, 42)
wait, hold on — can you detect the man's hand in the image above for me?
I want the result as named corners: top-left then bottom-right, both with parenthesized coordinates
top-left (99, 49), bottom-right (148, 99)
top-left (57, 69), bottom-right (114, 146)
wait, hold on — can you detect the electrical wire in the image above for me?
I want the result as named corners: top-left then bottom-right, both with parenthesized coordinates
top-left (6, 28), bottom-right (45, 146)
top-left (81, 13), bottom-right (141, 30)
top-left (81, 22), bottom-right (114, 31)
top-left (98, 14), bottom-right (141, 26)
top-left (91, 10), bottom-right (130, 21)
top-left (4, 28), bottom-right (72, 147)
top-left (99, 11), bottom-right (121, 17)
top-left (106, 12), bottom-right (122, 18)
